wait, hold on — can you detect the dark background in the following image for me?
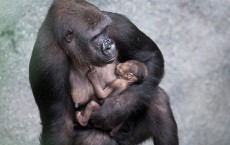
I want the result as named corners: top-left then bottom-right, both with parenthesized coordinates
top-left (0, 0), bottom-right (229, 145)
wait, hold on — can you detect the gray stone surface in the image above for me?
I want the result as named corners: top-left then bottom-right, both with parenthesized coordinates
top-left (0, 0), bottom-right (230, 145)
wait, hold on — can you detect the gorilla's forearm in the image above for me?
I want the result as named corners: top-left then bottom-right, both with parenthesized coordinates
top-left (91, 48), bottom-right (164, 128)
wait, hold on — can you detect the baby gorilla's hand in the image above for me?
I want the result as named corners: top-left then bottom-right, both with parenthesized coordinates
top-left (87, 67), bottom-right (98, 83)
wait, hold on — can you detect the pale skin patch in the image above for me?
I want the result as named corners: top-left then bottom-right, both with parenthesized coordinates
top-left (75, 60), bottom-right (147, 136)
top-left (70, 61), bottom-right (117, 109)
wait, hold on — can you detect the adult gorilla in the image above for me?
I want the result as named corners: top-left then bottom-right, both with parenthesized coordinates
top-left (29, 0), bottom-right (178, 145)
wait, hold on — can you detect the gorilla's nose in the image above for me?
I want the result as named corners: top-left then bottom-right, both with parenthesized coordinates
top-left (102, 39), bottom-right (116, 56)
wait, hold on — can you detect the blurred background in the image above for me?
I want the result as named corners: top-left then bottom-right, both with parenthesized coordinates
top-left (0, 0), bottom-right (229, 145)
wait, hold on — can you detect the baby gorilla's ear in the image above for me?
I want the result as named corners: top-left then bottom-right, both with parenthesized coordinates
top-left (124, 73), bottom-right (133, 80)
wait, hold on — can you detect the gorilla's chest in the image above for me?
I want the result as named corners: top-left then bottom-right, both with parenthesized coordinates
top-left (95, 63), bottom-right (117, 88)
top-left (70, 62), bottom-right (116, 105)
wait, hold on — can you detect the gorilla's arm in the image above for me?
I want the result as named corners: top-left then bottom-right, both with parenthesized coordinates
top-left (29, 30), bottom-right (74, 145)
top-left (91, 12), bottom-right (164, 128)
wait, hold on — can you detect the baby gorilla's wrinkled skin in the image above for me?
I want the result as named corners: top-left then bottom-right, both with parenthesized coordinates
top-left (75, 60), bottom-right (148, 136)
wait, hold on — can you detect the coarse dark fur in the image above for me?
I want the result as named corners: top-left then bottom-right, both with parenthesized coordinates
top-left (29, 0), bottom-right (178, 145)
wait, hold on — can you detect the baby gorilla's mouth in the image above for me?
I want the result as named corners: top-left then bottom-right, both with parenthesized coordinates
top-left (114, 68), bottom-right (120, 76)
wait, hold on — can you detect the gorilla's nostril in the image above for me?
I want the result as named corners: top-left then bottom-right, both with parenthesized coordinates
top-left (105, 46), bottom-right (111, 51)
top-left (101, 39), bottom-right (116, 56)
top-left (102, 43), bottom-right (111, 51)
top-left (102, 45), bottom-right (115, 56)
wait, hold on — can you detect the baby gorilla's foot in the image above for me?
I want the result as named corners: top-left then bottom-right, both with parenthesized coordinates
top-left (76, 111), bottom-right (88, 126)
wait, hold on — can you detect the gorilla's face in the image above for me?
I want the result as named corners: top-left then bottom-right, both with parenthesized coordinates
top-left (55, 1), bottom-right (117, 66)
top-left (88, 27), bottom-right (117, 65)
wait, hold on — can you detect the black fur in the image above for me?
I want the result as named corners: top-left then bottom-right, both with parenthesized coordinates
top-left (29, 0), bottom-right (178, 145)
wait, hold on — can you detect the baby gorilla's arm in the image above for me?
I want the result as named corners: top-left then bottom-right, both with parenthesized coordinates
top-left (87, 69), bottom-right (114, 99)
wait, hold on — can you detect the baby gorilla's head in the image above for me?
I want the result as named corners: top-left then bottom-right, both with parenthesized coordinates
top-left (115, 60), bottom-right (148, 82)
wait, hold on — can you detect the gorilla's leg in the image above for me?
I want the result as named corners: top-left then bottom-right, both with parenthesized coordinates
top-left (74, 130), bottom-right (117, 145)
top-left (114, 87), bottom-right (179, 145)
top-left (147, 87), bottom-right (179, 145)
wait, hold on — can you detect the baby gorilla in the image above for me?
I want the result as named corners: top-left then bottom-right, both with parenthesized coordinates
top-left (75, 60), bottom-right (148, 135)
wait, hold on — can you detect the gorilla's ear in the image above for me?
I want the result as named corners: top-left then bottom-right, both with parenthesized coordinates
top-left (64, 29), bottom-right (73, 42)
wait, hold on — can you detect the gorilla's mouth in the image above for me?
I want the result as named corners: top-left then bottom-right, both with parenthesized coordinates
top-left (105, 56), bottom-right (116, 64)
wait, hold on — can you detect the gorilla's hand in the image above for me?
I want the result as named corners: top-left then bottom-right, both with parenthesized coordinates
top-left (90, 97), bottom-right (124, 129)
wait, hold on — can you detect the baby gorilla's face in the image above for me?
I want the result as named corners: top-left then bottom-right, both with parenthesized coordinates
top-left (115, 62), bottom-right (132, 77)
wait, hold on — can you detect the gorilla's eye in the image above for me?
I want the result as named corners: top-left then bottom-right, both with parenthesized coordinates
top-left (91, 27), bottom-right (108, 41)
top-left (91, 34), bottom-right (100, 42)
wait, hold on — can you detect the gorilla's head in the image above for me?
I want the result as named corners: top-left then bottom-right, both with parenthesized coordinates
top-left (52, 0), bottom-right (117, 66)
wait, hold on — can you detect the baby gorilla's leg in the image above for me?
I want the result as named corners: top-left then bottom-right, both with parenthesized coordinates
top-left (76, 101), bottom-right (100, 126)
